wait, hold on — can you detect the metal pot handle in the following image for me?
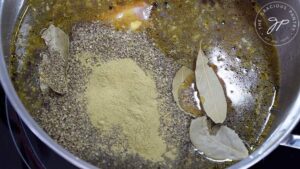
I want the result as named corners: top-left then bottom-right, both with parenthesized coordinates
top-left (280, 134), bottom-right (300, 149)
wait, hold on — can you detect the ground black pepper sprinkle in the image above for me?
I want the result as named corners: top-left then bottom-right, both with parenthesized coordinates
top-left (33, 22), bottom-right (229, 169)
top-left (22, 16), bottom-right (278, 167)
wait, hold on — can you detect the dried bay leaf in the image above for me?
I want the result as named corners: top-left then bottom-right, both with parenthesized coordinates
top-left (189, 116), bottom-right (249, 161)
top-left (41, 24), bottom-right (69, 58)
top-left (39, 25), bottom-right (69, 94)
top-left (172, 67), bottom-right (202, 117)
top-left (172, 66), bottom-right (193, 110)
top-left (39, 51), bottom-right (68, 94)
top-left (195, 43), bottom-right (227, 123)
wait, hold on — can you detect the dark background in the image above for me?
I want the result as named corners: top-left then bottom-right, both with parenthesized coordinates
top-left (1, 86), bottom-right (300, 169)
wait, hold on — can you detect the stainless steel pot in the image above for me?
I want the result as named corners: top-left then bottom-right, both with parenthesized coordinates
top-left (1, 0), bottom-right (300, 168)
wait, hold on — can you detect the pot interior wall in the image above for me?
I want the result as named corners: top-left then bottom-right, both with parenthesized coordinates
top-left (255, 0), bottom-right (300, 132)
top-left (0, 0), bottom-right (24, 59)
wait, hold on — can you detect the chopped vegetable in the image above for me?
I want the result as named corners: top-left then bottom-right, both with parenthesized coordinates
top-left (100, 1), bottom-right (152, 31)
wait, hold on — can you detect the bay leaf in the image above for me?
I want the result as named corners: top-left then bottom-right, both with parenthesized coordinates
top-left (172, 66), bottom-right (193, 111)
top-left (189, 116), bottom-right (249, 161)
top-left (41, 24), bottom-right (69, 59)
top-left (39, 25), bottom-right (69, 94)
top-left (172, 67), bottom-right (202, 116)
top-left (39, 51), bottom-right (68, 94)
top-left (195, 43), bottom-right (227, 123)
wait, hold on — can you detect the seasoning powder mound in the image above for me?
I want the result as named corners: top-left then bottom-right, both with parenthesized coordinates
top-left (85, 58), bottom-right (167, 162)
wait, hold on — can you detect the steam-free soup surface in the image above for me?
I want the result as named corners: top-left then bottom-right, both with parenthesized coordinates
top-left (10, 0), bottom-right (279, 168)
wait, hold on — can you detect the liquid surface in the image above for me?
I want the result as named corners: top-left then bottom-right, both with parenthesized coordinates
top-left (9, 0), bottom-right (279, 168)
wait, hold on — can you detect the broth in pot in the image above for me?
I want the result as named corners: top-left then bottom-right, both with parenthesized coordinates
top-left (9, 0), bottom-right (279, 168)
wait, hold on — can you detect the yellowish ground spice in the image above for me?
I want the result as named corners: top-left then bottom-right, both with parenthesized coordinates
top-left (85, 57), bottom-right (167, 162)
